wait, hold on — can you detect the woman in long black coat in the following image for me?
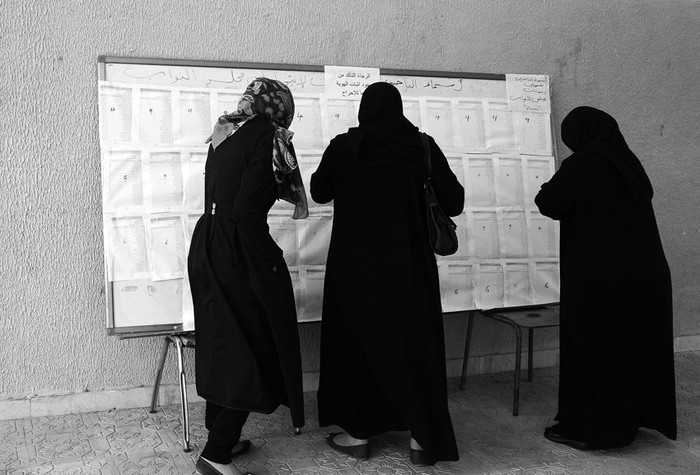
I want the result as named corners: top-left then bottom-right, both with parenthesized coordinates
top-left (311, 82), bottom-right (463, 465)
top-left (535, 106), bottom-right (676, 450)
top-left (188, 78), bottom-right (307, 475)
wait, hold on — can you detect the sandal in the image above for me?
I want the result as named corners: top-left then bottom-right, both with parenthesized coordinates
top-left (325, 432), bottom-right (369, 460)
top-left (195, 456), bottom-right (252, 475)
top-left (544, 426), bottom-right (596, 451)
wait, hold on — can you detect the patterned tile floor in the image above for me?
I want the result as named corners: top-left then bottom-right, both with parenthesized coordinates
top-left (2, 351), bottom-right (700, 474)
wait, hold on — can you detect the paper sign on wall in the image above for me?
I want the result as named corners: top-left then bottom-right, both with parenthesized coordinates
top-left (506, 74), bottom-right (551, 113)
top-left (324, 65), bottom-right (380, 99)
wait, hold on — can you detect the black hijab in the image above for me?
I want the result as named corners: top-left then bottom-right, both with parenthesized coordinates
top-left (356, 82), bottom-right (421, 165)
top-left (561, 106), bottom-right (653, 202)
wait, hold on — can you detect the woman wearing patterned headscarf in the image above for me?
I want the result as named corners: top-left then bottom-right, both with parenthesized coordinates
top-left (535, 106), bottom-right (676, 450)
top-left (188, 78), bottom-right (308, 475)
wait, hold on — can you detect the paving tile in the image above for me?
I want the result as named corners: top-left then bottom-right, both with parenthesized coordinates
top-left (2, 352), bottom-right (700, 474)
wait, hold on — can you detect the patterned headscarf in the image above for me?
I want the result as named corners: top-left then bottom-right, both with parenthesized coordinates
top-left (206, 77), bottom-right (308, 219)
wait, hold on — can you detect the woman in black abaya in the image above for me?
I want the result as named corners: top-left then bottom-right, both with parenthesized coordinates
top-left (312, 82), bottom-right (463, 465)
top-left (535, 106), bottom-right (676, 450)
top-left (188, 78), bottom-right (308, 475)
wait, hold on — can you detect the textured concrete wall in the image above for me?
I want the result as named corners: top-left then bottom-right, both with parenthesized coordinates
top-left (1, 0), bottom-right (699, 400)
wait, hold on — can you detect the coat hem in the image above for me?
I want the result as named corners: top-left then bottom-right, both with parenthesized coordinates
top-left (197, 391), bottom-right (288, 416)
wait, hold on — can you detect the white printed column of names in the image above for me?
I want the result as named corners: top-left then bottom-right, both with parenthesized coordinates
top-left (497, 156), bottom-right (524, 205)
top-left (147, 152), bottom-right (184, 211)
top-left (105, 151), bottom-right (144, 210)
top-left (458, 101), bottom-right (486, 151)
top-left (534, 261), bottom-right (560, 303)
top-left (292, 97), bottom-right (323, 150)
top-left (303, 267), bottom-right (325, 321)
top-left (501, 211), bottom-right (528, 258)
top-left (466, 155), bottom-right (496, 206)
top-left (139, 88), bottom-right (173, 144)
top-left (325, 99), bottom-right (358, 144)
top-left (471, 211), bottom-right (500, 259)
top-left (148, 216), bottom-right (186, 281)
top-left (107, 216), bottom-right (150, 281)
top-left (504, 263), bottom-right (532, 307)
top-left (442, 263), bottom-right (474, 312)
top-left (178, 90), bottom-right (211, 144)
top-left (425, 100), bottom-right (454, 150)
top-left (477, 264), bottom-right (504, 309)
top-left (99, 85), bottom-right (133, 143)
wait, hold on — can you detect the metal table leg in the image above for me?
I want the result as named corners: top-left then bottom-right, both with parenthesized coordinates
top-left (459, 311), bottom-right (475, 390)
top-left (150, 337), bottom-right (170, 413)
top-left (527, 328), bottom-right (535, 382)
top-left (512, 324), bottom-right (523, 416)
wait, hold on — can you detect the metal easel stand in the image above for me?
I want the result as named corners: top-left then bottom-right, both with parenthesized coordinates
top-left (150, 333), bottom-right (195, 452)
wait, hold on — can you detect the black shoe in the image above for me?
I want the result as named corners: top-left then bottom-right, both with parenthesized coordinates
top-left (409, 448), bottom-right (435, 466)
top-left (195, 456), bottom-right (252, 475)
top-left (231, 440), bottom-right (252, 458)
top-left (325, 432), bottom-right (369, 460)
top-left (544, 426), bottom-right (596, 451)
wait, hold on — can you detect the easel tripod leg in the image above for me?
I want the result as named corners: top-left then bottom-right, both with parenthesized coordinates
top-left (175, 337), bottom-right (192, 452)
top-left (150, 337), bottom-right (170, 413)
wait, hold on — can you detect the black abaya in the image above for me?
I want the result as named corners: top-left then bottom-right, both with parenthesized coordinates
top-left (188, 116), bottom-right (305, 429)
top-left (535, 107), bottom-right (676, 448)
top-left (312, 83), bottom-right (463, 463)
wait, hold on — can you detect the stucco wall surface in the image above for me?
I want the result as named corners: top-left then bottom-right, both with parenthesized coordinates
top-left (1, 0), bottom-right (699, 399)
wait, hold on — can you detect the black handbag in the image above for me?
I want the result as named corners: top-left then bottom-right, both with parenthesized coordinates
top-left (420, 133), bottom-right (459, 256)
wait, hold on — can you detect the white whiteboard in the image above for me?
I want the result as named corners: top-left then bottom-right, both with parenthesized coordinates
top-left (97, 57), bottom-right (559, 335)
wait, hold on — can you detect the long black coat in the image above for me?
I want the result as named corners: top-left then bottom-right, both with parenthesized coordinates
top-left (188, 116), bottom-right (305, 428)
top-left (312, 129), bottom-right (463, 462)
top-left (535, 151), bottom-right (676, 447)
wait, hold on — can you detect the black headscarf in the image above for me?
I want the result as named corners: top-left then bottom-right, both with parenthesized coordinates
top-left (356, 82), bottom-right (421, 165)
top-left (561, 106), bottom-right (653, 202)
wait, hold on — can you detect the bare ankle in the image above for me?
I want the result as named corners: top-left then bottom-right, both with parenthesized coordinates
top-left (410, 437), bottom-right (424, 450)
top-left (200, 457), bottom-right (243, 475)
top-left (348, 434), bottom-right (368, 445)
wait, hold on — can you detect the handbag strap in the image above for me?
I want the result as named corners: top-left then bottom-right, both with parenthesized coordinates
top-left (419, 132), bottom-right (432, 179)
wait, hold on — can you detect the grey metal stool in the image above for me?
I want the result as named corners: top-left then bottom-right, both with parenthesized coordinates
top-left (460, 305), bottom-right (560, 416)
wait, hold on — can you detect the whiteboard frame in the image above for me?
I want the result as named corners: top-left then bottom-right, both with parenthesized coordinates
top-left (98, 55), bottom-right (557, 337)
